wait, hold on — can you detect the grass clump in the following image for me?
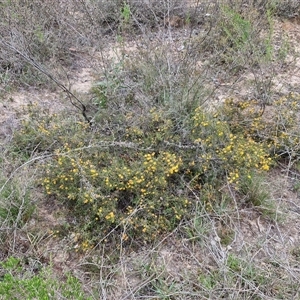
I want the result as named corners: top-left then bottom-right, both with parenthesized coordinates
top-left (0, 176), bottom-right (34, 229)
top-left (0, 256), bottom-right (91, 300)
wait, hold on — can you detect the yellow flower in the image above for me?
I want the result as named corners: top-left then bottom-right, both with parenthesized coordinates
top-left (261, 164), bottom-right (270, 171)
top-left (105, 212), bottom-right (115, 221)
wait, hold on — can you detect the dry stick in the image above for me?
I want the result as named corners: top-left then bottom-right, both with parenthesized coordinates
top-left (0, 39), bottom-right (92, 125)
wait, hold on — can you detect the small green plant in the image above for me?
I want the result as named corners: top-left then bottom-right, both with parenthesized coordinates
top-left (226, 253), bottom-right (268, 292)
top-left (0, 257), bottom-right (91, 300)
top-left (121, 2), bottom-right (131, 24)
top-left (237, 172), bottom-right (270, 207)
top-left (198, 272), bottom-right (218, 290)
top-left (222, 7), bottom-right (251, 50)
top-left (119, 1), bottom-right (131, 32)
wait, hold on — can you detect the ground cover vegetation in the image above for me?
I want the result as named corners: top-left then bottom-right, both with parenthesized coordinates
top-left (1, 0), bottom-right (300, 299)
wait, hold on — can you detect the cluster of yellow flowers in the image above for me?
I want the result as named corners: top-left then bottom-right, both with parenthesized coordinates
top-left (219, 135), bottom-right (272, 183)
top-left (190, 102), bottom-right (274, 186)
top-left (37, 121), bottom-right (51, 136)
top-left (102, 151), bottom-right (181, 197)
top-left (96, 150), bottom-right (186, 237)
top-left (42, 150), bottom-right (101, 205)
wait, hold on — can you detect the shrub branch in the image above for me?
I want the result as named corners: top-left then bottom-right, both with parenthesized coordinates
top-left (0, 39), bottom-right (92, 125)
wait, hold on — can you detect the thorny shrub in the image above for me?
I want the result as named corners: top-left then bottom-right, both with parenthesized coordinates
top-left (12, 90), bottom-right (300, 249)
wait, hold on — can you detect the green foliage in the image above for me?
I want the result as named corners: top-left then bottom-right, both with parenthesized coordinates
top-left (13, 88), bottom-right (300, 247)
top-left (226, 253), bottom-right (267, 286)
top-left (197, 253), bottom-right (270, 297)
top-left (13, 83), bottom-right (300, 249)
top-left (194, 2), bottom-right (286, 73)
top-left (121, 2), bottom-right (131, 24)
top-left (222, 93), bottom-right (300, 158)
top-left (0, 257), bottom-right (91, 300)
top-left (190, 106), bottom-right (272, 185)
top-left (222, 7), bottom-right (251, 50)
top-left (42, 146), bottom-right (191, 244)
top-left (238, 172), bottom-right (270, 206)
top-left (1, 256), bottom-right (20, 270)
top-left (91, 61), bottom-right (126, 110)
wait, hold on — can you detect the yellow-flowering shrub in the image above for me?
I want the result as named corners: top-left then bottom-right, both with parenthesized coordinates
top-left (222, 93), bottom-right (300, 158)
top-left (14, 103), bottom-right (88, 155)
top-left (42, 146), bottom-right (190, 243)
top-left (189, 106), bottom-right (273, 185)
top-left (14, 92), bottom-right (300, 247)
